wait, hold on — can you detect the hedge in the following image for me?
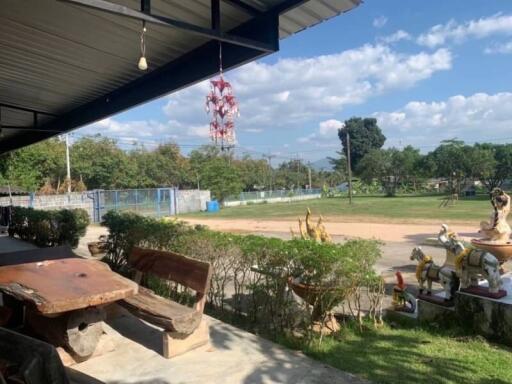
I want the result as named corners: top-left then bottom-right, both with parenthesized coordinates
top-left (8, 207), bottom-right (90, 248)
top-left (101, 211), bottom-right (383, 340)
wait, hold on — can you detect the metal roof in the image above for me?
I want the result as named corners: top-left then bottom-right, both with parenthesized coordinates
top-left (0, 0), bottom-right (360, 153)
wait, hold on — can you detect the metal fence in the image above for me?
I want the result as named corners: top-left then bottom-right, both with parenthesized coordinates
top-left (91, 188), bottom-right (176, 222)
top-left (224, 188), bottom-right (322, 203)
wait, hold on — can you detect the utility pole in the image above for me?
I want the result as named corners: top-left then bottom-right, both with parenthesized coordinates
top-left (264, 153), bottom-right (275, 191)
top-left (346, 131), bottom-right (353, 204)
top-left (307, 162), bottom-right (312, 190)
top-left (65, 134), bottom-right (71, 196)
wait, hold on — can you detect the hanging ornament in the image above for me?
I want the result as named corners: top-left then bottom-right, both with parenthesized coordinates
top-left (205, 43), bottom-right (239, 150)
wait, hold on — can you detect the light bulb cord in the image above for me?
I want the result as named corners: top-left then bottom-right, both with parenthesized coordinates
top-left (140, 21), bottom-right (147, 57)
top-left (219, 42), bottom-right (223, 76)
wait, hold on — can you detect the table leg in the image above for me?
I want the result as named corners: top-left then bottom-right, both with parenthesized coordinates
top-left (26, 307), bottom-right (105, 359)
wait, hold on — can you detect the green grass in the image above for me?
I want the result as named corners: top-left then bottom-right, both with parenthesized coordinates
top-left (186, 195), bottom-right (491, 224)
top-left (284, 323), bottom-right (512, 384)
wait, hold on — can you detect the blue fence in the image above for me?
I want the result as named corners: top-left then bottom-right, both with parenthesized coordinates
top-left (91, 188), bottom-right (176, 222)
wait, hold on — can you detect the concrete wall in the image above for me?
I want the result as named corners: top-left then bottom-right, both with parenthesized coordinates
top-left (0, 189), bottom-right (211, 220)
top-left (176, 190), bottom-right (211, 214)
top-left (223, 193), bottom-right (321, 207)
top-left (0, 192), bottom-right (94, 218)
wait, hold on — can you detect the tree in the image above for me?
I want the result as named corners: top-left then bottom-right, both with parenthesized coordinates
top-left (424, 140), bottom-right (496, 193)
top-left (0, 138), bottom-right (66, 191)
top-left (233, 156), bottom-right (269, 191)
top-left (71, 135), bottom-right (136, 189)
top-left (475, 143), bottom-right (512, 191)
top-left (338, 117), bottom-right (386, 171)
top-left (189, 146), bottom-right (243, 202)
top-left (131, 143), bottom-right (190, 188)
top-left (357, 146), bottom-right (422, 196)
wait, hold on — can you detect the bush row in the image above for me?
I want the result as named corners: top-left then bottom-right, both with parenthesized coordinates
top-left (8, 207), bottom-right (90, 248)
top-left (101, 211), bottom-right (383, 339)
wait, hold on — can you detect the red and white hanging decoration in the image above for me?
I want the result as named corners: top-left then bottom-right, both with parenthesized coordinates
top-left (205, 44), bottom-right (239, 150)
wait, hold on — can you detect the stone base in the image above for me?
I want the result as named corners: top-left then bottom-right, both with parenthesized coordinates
top-left (57, 332), bottom-right (116, 366)
top-left (163, 318), bottom-right (210, 359)
top-left (460, 286), bottom-right (507, 299)
top-left (418, 293), bottom-right (457, 324)
top-left (418, 293), bottom-right (454, 307)
top-left (455, 291), bottom-right (512, 345)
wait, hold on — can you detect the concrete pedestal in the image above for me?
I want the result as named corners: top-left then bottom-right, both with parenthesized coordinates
top-left (455, 273), bottom-right (512, 345)
top-left (417, 291), bottom-right (457, 325)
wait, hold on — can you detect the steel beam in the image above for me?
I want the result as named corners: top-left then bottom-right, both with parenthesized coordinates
top-left (222, 0), bottom-right (261, 16)
top-left (0, 103), bottom-right (56, 117)
top-left (59, 0), bottom-right (276, 52)
top-left (0, 126), bottom-right (63, 133)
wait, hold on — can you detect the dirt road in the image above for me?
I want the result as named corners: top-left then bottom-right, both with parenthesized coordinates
top-left (183, 218), bottom-right (479, 243)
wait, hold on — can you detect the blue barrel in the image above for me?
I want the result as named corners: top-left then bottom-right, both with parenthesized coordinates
top-left (206, 200), bottom-right (220, 212)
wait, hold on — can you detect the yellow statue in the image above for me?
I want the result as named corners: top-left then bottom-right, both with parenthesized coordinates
top-left (291, 208), bottom-right (332, 243)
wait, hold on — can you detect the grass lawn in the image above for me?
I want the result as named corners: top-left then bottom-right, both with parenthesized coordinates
top-left (187, 195), bottom-right (492, 224)
top-left (287, 324), bottom-right (512, 384)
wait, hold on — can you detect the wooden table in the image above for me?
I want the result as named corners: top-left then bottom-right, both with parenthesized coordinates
top-left (0, 254), bottom-right (138, 358)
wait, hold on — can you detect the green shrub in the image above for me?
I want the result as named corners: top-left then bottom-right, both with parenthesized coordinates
top-left (8, 207), bottom-right (89, 248)
top-left (101, 211), bottom-right (383, 339)
top-left (101, 211), bottom-right (191, 271)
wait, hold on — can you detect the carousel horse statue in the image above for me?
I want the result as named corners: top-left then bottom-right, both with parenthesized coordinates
top-left (439, 224), bottom-right (502, 294)
top-left (479, 188), bottom-right (511, 243)
top-left (410, 246), bottom-right (459, 301)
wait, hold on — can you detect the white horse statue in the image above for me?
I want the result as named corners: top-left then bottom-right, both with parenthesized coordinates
top-left (438, 224), bottom-right (502, 293)
top-left (410, 246), bottom-right (459, 301)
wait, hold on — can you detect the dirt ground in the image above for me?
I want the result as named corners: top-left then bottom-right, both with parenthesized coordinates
top-left (184, 217), bottom-right (479, 243)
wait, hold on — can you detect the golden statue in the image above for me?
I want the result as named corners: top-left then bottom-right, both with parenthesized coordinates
top-left (292, 208), bottom-right (332, 243)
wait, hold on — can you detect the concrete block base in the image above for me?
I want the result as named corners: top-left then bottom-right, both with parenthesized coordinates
top-left (418, 293), bottom-right (457, 324)
top-left (163, 318), bottom-right (210, 359)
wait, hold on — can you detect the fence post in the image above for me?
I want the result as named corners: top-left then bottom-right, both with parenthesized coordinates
top-left (156, 189), bottom-right (161, 217)
top-left (114, 190), bottom-right (119, 211)
top-left (29, 192), bottom-right (35, 208)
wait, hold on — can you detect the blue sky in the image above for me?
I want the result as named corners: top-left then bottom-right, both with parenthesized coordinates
top-left (80, 0), bottom-right (512, 162)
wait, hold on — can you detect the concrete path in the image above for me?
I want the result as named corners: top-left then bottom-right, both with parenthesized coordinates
top-left (68, 310), bottom-right (368, 384)
top-left (0, 234), bottom-right (37, 253)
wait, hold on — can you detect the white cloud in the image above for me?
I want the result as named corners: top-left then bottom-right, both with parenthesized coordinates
top-left (374, 92), bottom-right (512, 148)
top-left (417, 13), bottom-right (512, 48)
top-left (162, 44), bottom-right (451, 136)
top-left (484, 40), bottom-right (512, 54)
top-left (378, 30), bottom-right (411, 44)
top-left (373, 16), bottom-right (388, 28)
top-left (80, 117), bottom-right (208, 145)
top-left (297, 119), bottom-right (342, 143)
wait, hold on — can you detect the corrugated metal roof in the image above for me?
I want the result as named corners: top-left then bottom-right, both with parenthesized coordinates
top-left (0, 0), bottom-right (360, 152)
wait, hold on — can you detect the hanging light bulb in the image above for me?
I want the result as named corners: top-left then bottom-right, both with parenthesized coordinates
top-left (138, 21), bottom-right (148, 71)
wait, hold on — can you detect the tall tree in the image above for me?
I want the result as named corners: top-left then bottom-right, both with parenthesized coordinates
top-left (338, 117), bottom-right (386, 171)
top-left (357, 146), bottom-right (422, 196)
top-left (71, 135), bottom-right (136, 189)
top-left (189, 146), bottom-right (243, 202)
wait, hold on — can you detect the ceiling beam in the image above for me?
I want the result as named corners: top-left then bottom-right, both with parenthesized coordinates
top-left (59, 0), bottom-right (276, 52)
top-left (0, 103), bottom-right (57, 117)
top-left (222, 0), bottom-right (261, 16)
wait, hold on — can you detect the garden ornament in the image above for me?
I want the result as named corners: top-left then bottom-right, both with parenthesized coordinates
top-left (438, 224), bottom-right (503, 296)
top-left (410, 246), bottom-right (459, 301)
top-left (479, 188), bottom-right (511, 243)
top-left (392, 271), bottom-right (416, 313)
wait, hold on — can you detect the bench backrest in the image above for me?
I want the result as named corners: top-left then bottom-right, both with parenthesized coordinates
top-left (128, 247), bottom-right (212, 313)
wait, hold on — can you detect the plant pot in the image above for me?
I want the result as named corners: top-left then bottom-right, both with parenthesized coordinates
top-left (287, 277), bottom-right (345, 320)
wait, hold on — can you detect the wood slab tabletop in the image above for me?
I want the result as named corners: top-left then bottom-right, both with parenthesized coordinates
top-left (0, 258), bottom-right (138, 315)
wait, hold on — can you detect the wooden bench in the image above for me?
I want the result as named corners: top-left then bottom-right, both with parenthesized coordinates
top-left (120, 247), bottom-right (213, 358)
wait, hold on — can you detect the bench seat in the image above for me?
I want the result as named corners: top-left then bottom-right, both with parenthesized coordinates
top-left (120, 286), bottom-right (202, 335)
